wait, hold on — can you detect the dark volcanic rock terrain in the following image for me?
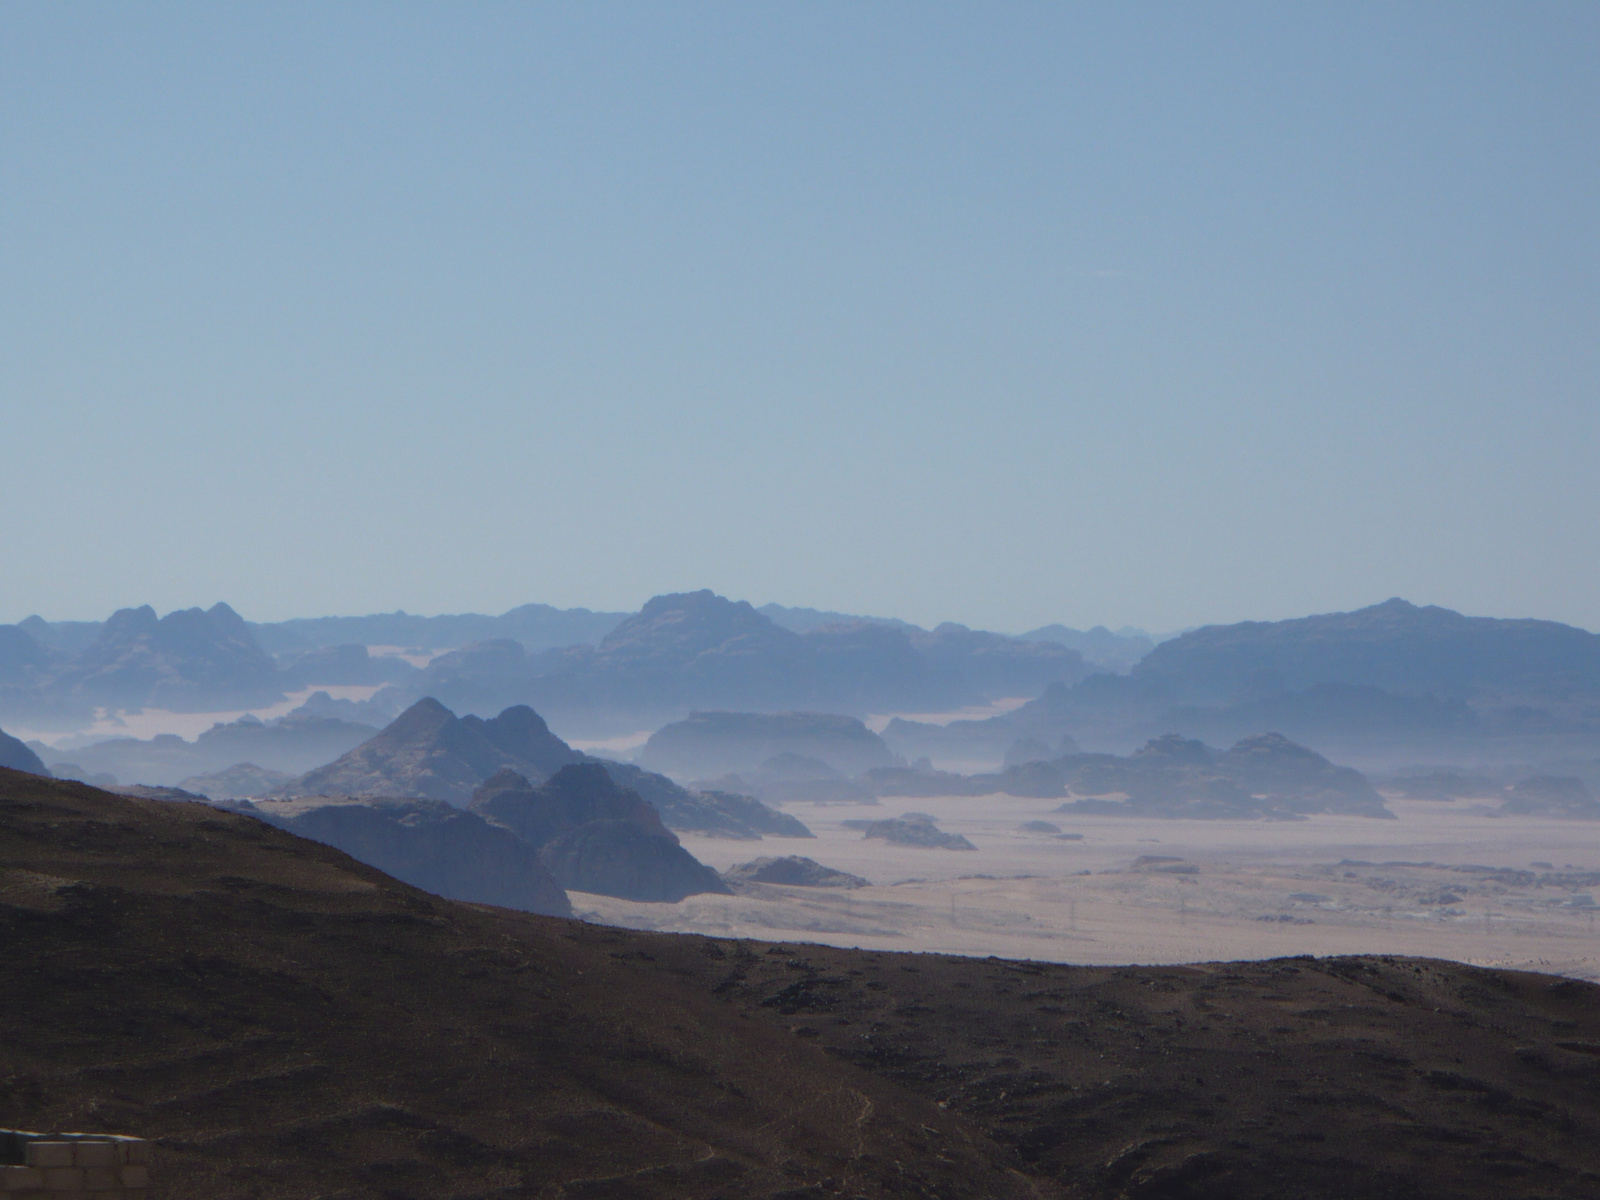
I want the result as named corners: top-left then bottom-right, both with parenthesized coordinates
top-left (4, 768), bottom-right (1600, 1198)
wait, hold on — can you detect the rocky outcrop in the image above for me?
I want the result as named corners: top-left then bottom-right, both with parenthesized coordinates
top-left (845, 813), bottom-right (976, 850)
top-left (538, 819), bottom-right (730, 902)
top-left (724, 856), bottom-right (868, 889)
top-left (279, 699), bottom-right (583, 802)
top-left (251, 795), bottom-right (571, 916)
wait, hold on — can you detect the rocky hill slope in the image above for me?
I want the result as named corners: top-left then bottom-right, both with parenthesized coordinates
top-left (4, 769), bottom-right (1600, 1198)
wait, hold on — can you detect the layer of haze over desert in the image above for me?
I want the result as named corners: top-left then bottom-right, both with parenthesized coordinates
top-left (3, 6), bottom-right (1598, 1199)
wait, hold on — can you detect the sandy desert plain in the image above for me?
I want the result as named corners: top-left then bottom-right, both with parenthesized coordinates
top-left (578, 792), bottom-right (1600, 981)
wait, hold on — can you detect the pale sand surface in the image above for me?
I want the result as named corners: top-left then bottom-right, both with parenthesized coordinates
top-left (22, 685), bottom-right (386, 750)
top-left (575, 795), bottom-right (1600, 981)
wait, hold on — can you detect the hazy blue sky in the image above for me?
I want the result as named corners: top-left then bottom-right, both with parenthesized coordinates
top-left (2, 3), bottom-right (1595, 633)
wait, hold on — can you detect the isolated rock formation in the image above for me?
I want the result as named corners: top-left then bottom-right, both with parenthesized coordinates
top-left (846, 812), bottom-right (976, 850)
top-left (724, 856), bottom-right (868, 889)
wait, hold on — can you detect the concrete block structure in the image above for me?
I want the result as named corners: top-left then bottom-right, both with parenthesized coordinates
top-left (0, 1131), bottom-right (150, 1197)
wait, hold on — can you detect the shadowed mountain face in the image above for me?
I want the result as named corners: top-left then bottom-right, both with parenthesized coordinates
top-left (5, 770), bottom-right (1600, 1199)
top-left (469, 765), bottom-right (732, 902)
top-left (0, 726), bottom-right (48, 776)
top-left (469, 763), bottom-right (674, 849)
top-left (538, 818), bottom-right (731, 902)
top-left (251, 794), bottom-right (572, 917)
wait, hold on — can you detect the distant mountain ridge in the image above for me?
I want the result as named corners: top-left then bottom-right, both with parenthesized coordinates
top-left (885, 600), bottom-right (1600, 769)
top-left (1132, 598), bottom-right (1600, 703)
top-left (1, 593), bottom-right (1098, 732)
top-left (382, 590), bottom-right (1092, 733)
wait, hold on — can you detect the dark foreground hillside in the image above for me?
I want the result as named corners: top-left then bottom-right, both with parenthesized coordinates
top-left (3, 769), bottom-right (1599, 1199)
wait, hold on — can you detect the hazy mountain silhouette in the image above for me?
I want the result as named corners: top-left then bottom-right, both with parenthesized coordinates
top-left (379, 590), bottom-right (1090, 733)
top-left (247, 602), bottom-right (629, 654)
top-left (48, 711), bottom-right (380, 787)
top-left (53, 602), bottom-right (283, 712)
top-left (639, 710), bottom-right (897, 779)
top-left (867, 731), bottom-right (1389, 818)
top-left (1132, 598), bottom-right (1600, 704)
top-left (1018, 623), bottom-right (1156, 673)
top-left (277, 643), bottom-right (417, 688)
top-left (0, 725), bottom-right (49, 776)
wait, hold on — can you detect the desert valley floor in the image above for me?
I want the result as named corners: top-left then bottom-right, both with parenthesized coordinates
top-left (580, 794), bottom-right (1600, 981)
